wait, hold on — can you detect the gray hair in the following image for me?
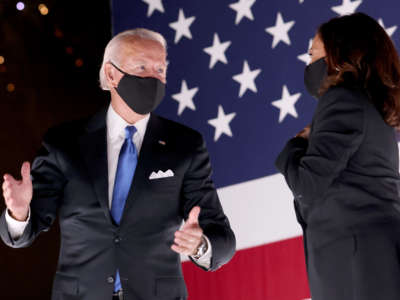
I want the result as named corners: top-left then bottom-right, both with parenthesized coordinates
top-left (99, 28), bottom-right (167, 91)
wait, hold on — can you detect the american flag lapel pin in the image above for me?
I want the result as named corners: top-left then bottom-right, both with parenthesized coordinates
top-left (158, 140), bottom-right (166, 146)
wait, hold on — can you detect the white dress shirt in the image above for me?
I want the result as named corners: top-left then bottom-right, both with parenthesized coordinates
top-left (6, 104), bottom-right (211, 268)
top-left (106, 104), bottom-right (150, 207)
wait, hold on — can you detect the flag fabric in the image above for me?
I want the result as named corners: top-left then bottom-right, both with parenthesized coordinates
top-left (111, 1), bottom-right (400, 299)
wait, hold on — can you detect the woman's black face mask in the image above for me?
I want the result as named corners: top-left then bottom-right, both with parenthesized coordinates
top-left (304, 57), bottom-right (327, 99)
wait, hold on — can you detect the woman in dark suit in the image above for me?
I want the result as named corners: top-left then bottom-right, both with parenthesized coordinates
top-left (276, 13), bottom-right (400, 300)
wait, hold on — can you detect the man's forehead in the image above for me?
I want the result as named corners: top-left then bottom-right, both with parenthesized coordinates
top-left (117, 39), bottom-right (165, 62)
top-left (120, 37), bottom-right (164, 53)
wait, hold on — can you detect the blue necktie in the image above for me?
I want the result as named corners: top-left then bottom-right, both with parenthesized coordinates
top-left (111, 125), bottom-right (138, 292)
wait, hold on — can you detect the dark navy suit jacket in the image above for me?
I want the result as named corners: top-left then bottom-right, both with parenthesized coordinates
top-left (276, 86), bottom-right (400, 245)
top-left (0, 109), bottom-right (236, 300)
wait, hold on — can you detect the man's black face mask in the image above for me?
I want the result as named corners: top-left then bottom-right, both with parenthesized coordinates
top-left (111, 62), bottom-right (165, 115)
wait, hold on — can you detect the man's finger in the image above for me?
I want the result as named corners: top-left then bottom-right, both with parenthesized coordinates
top-left (3, 189), bottom-right (12, 200)
top-left (21, 162), bottom-right (31, 183)
top-left (174, 237), bottom-right (195, 249)
top-left (175, 231), bottom-right (200, 244)
top-left (187, 206), bottom-right (200, 225)
top-left (2, 180), bottom-right (10, 190)
top-left (171, 244), bottom-right (191, 255)
top-left (181, 222), bottom-right (203, 235)
top-left (175, 230), bottom-right (201, 241)
top-left (3, 174), bottom-right (17, 186)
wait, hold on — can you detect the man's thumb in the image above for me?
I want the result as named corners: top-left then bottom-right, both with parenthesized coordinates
top-left (21, 161), bottom-right (31, 183)
top-left (187, 206), bottom-right (200, 225)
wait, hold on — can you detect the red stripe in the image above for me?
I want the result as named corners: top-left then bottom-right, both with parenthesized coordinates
top-left (182, 236), bottom-right (310, 300)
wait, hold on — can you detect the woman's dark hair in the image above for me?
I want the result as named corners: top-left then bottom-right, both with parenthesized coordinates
top-left (318, 12), bottom-right (400, 128)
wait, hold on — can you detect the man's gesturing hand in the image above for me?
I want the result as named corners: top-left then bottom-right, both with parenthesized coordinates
top-left (171, 206), bottom-right (203, 256)
top-left (2, 162), bottom-right (32, 221)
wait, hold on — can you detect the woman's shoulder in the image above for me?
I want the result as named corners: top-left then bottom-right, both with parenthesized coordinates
top-left (319, 85), bottom-right (368, 110)
top-left (313, 86), bottom-right (367, 132)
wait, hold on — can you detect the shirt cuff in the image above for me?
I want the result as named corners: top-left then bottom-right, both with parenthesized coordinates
top-left (5, 207), bottom-right (30, 240)
top-left (190, 235), bottom-right (212, 269)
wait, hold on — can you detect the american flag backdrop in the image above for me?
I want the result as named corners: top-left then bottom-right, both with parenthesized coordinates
top-left (111, 1), bottom-right (400, 299)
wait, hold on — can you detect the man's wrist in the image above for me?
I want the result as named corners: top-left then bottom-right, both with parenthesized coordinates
top-left (192, 236), bottom-right (208, 259)
top-left (8, 208), bottom-right (29, 222)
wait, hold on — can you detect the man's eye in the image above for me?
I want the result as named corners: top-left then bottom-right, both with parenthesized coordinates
top-left (135, 65), bottom-right (146, 71)
top-left (158, 68), bottom-right (165, 74)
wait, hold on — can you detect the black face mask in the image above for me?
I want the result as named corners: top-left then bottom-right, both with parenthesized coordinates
top-left (111, 62), bottom-right (165, 115)
top-left (304, 57), bottom-right (327, 99)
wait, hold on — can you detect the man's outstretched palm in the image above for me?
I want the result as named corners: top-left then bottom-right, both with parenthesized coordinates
top-left (2, 161), bottom-right (32, 221)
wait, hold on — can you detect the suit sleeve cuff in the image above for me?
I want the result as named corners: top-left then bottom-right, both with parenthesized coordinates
top-left (275, 137), bottom-right (308, 173)
top-left (5, 207), bottom-right (30, 240)
top-left (286, 136), bottom-right (309, 149)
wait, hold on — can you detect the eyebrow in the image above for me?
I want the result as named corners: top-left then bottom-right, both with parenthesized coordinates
top-left (125, 60), bottom-right (146, 67)
top-left (126, 60), bottom-right (167, 67)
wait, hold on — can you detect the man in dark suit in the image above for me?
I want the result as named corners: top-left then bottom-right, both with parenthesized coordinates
top-left (0, 28), bottom-right (236, 300)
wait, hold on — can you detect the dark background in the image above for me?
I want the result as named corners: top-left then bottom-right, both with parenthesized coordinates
top-left (0, 0), bottom-right (111, 298)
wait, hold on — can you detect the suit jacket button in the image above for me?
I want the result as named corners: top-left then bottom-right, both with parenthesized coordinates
top-left (114, 237), bottom-right (121, 244)
top-left (107, 276), bottom-right (115, 284)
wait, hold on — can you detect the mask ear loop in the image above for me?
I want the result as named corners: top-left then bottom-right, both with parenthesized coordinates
top-left (109, 62), bottom-right (129, 90)
top-left (110, 61), bottom-right (128, 76)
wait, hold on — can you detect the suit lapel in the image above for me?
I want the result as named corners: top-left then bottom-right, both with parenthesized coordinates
top-left (78, 108), bottom-right (114, 225)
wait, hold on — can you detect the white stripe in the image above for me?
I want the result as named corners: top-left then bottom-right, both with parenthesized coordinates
top-left (219, 173), bottom-right (302, 250)
top-left (182, 173), bottom-right (302, 262)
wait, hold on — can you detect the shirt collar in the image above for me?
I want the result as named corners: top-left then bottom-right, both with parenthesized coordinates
top-left (106, 104), bottom-right (150, 141)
